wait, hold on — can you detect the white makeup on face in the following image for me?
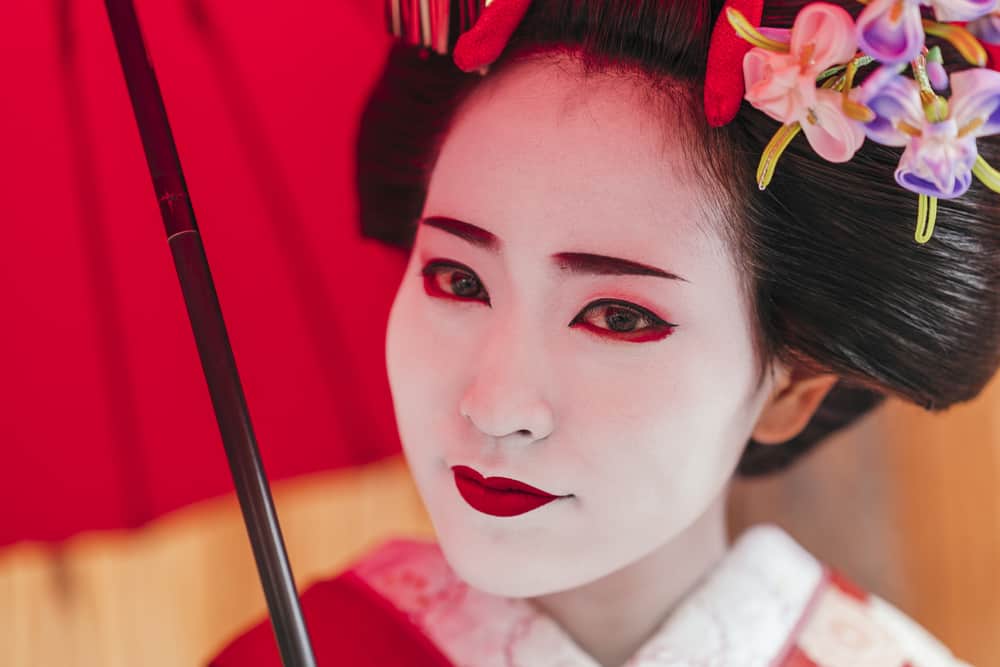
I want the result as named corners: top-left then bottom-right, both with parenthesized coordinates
top-left (384, 56), bottom-right (776, 598)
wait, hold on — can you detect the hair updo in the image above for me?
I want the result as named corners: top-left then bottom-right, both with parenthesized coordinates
top-left (356, 0), bottom-right (1000, 475)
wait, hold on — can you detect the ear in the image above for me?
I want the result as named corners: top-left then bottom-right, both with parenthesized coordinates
top-left (752, 364), bottom-right (839, 445)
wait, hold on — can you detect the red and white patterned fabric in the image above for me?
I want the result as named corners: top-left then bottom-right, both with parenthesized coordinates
top-left (211, 524), bottom-right (971, 666)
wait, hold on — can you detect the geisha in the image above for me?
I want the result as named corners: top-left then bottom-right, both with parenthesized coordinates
top-left (210, 0), bottom-right (1000, 664)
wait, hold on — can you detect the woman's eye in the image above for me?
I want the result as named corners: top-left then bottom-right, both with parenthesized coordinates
top-left (420, 261), bottom-right (676, 342)
top-left (421, 261), bottom-right (490, 304)
top-left (571, 299), bottom-right (677, 343)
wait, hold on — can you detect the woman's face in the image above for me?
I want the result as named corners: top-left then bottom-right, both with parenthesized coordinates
top-left (385, 57), bottom-right (777, 597)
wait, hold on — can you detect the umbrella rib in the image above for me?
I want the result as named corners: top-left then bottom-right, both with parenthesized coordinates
top-left (101, 2), bottom-right (318, 665)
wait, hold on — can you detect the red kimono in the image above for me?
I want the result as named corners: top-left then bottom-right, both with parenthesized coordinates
top-left (208, 569), bottom-right (453, 666)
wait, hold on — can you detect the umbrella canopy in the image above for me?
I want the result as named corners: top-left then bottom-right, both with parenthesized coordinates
top-left (6, 2), bottom-right (1000, 666)
top-left (2, 0), bottom-right (402, 547)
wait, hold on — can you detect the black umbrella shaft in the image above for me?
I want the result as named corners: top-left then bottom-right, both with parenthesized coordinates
top-left (102, 2), bottom-right (317, 665)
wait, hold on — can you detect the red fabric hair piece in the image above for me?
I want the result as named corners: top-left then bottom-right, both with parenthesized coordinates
top-left (982, 39), bottom-right (1000, 71)
top-left (955, 20), bottom-right (1000, 71)
top-left (453, 0), bottom-right (534, 72)
top-left (704, 0), bottom-right (765, 127)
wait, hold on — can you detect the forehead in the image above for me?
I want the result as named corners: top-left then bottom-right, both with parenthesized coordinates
top-left (424, 56), bottom-right (728, 272)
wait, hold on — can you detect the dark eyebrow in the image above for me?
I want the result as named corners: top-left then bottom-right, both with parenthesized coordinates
top-left (551, 252), bottom-right (687, 282)
top-left (420, 216), bottom-right (500, 251)
top-left (419, 216), bottom-right (688, 282)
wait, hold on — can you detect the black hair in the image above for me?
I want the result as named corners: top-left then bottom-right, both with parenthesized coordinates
top-left (356, 0), bottom-right (1000, 475)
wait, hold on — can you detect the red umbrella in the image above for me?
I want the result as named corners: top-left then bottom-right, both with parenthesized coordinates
top-left (3, 0), bottom-right (406, 663)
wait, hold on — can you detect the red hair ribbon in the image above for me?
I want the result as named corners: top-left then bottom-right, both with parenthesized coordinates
top-left (988, 42), bottom-right (1000, 69)
top-left (453, 0), bottom-right (534, 72)
top-left (704, 0), bottom-right (764, 127)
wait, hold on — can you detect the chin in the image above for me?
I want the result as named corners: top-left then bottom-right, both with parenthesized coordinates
top-left (438, 536), bottom-right (560, 597)
top-left (431, 518), bottom-right (595, 598)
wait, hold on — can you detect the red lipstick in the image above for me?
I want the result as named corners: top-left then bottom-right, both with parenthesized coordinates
top-left (451, 465), bottom-right (565, 517)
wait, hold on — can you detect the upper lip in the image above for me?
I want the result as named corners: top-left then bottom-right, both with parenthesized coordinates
top-left (452, 465), bottom-right (562, 498)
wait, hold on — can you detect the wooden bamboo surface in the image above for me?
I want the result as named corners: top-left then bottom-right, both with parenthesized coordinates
top-left (1, 456), bottom-right (435, 667)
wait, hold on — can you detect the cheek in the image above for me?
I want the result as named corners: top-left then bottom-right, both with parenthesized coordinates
top-left (386, 277), bottom-right (436, 436)
top-left (385, 271), bottom-right (475, 457)
top-left (561, 369), bottom-right (710, 502)
top-left (560, 331), bottom-right (759, 510)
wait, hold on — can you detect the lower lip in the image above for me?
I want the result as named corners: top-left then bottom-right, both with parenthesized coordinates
top-left (453, 472), bottom-right (561, 517)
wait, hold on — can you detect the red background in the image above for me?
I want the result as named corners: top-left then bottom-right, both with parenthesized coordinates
top-left (1, 0), bottom-right (405, 545)
top-left (8, 1), bottom-right (998, 549)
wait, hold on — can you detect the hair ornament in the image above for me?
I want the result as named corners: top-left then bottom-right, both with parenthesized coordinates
top-left (384, 0), bottom-right (1000, 243)
top-left (385, 0), bottom-right (532, 72)
top-left (725, 0), bottom-right (1000, 242)
top-left (856, 0), bottom-right (993, 66)
top-left (705, 0), bottom-right (766, 125)
top-left (453, 0), bottom-right (533, 72)
top-left (967, 11), bottom-right (1000, 43)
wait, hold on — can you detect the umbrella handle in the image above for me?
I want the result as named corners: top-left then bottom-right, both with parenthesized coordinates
top-left (102, 1), bottom-right (318, 665)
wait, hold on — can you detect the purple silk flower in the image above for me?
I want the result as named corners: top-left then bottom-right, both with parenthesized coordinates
top-left (855, 66), bottom-right (1000, 197)
top-left (967, 11), bottom-right (1000, 44)
top-left (857, 0), bottom-right (997, 65)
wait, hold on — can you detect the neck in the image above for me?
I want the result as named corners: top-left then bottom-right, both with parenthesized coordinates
top-left (527, 488), bottom-right (730, 667)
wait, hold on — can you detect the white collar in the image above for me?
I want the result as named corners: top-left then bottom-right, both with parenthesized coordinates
top-left (349, 524), bottom-right (958, 666)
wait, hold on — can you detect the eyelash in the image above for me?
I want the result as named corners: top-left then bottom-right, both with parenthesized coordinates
top-left (419, 260), bottom-right (677, 343)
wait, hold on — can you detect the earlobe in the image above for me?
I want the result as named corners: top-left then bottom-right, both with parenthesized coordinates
top-left (752, 368), bottom-right (839, 445)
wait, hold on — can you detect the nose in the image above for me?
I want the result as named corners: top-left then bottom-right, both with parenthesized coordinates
top-left (457, 316), bottom-right (555, 444)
